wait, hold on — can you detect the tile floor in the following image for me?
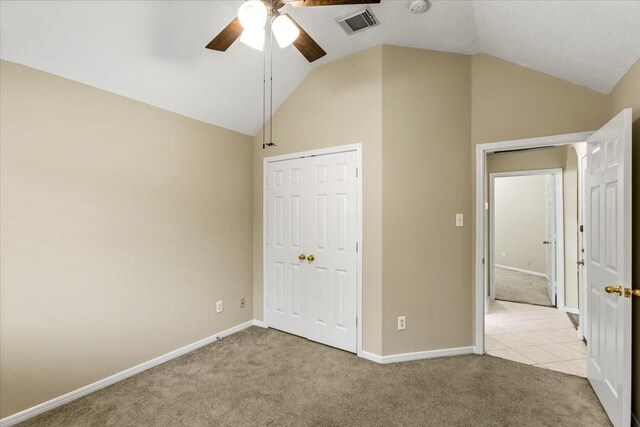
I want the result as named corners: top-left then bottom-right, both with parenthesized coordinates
top-left (485, 300), bottom-right (587, 377)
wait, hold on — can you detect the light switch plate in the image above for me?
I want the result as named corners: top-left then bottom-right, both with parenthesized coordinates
top-left (456, 214), bottom-right (464, 227)
top-left (216, 300), bottom-right (223, 313)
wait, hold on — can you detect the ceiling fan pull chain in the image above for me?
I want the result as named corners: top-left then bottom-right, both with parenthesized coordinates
top-left (262, 28), bottom-right (267, 150)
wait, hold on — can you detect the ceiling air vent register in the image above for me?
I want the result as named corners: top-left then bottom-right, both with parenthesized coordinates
top-left (336, 6), bottom-right (380, 35)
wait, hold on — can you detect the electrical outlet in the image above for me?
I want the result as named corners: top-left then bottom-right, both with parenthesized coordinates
top-left (240, 298), bottom-right (246, 309)
top-left (501, 251), bottom-right (506, 258)
top-left (216, 300), bottom-right (223, 313)
top-left (456, 213), bottom-right (464, 227)
top-left (527, 260), bottom-right (531, 266)
top-left (398, 316), bottom-right (406, 331)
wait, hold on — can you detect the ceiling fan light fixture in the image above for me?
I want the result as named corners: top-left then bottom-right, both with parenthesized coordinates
top-left (238, 0), bottom-right (268, 30)
top-left (272, 15), bottom-right (300, 48)
top-left (240, 27), bottom-right (265, 51)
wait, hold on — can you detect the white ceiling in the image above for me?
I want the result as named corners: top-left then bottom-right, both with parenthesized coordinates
top-left (1, 1), bottom-right (639, 136)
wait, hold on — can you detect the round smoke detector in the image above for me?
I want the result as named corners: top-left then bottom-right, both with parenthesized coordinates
top-left (408, 0), bottom-right (431, 14)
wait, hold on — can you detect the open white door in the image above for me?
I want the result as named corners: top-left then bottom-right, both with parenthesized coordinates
top-left (544, 175), bottom-right (557, 305)
top-left (586, 108), bottom-right (632, 427)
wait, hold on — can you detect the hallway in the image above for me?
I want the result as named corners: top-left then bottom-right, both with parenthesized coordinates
top-left (485, 300), bottom-right (587, 377)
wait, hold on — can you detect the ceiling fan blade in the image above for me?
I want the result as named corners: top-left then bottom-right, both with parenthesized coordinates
top-left (205, 17), bottom-right (243, 51)
top-left (286, 14), bottom-right (327, 63)
top-left (288, 0), bottom-right (380, 6)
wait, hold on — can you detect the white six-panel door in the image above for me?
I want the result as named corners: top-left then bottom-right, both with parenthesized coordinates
top-left (265, 150), bottom-right (359, 353)
top-left (586, 109), bottom-right (632, 427)
top-left (265, 157), bottom-right (308, 338)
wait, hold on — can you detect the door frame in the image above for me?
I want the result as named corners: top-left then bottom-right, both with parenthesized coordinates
top-left (474, 132), bottom-right (593, 354)
top-left (263, 143), bottom-right (363, 357)
top-left (489, 168), bottom-right (565, 309)
top-left (578, 155), bottom-right (588, 340)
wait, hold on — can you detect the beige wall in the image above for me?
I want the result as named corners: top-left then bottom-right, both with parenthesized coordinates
top-left (381, 46), bottom-right (471, 355)
top-left (487, 147), bottom-right (567, 173)
top-left (471, 55), bottom-right (610, 145)
top-left (610, 60), bottom-right (640, 121)
top-left (0, 61), bottom-right (254, 418)
top-left (252, 47), bottom-right (384, 354)
top-left (494, 175), bottom-right (547, 274)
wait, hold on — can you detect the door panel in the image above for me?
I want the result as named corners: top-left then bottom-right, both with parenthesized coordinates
top-left (265, 150), bottom-right (359, 354)
top-left (307, 151), bottom-right (358, 353)
top-left (586, 109), bottom-right (632, 427)
top-left (266, 158), bottom-right (307, 337)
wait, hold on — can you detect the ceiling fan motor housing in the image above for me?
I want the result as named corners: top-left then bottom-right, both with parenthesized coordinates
top-left (409, 0), bottom-right (430, 14)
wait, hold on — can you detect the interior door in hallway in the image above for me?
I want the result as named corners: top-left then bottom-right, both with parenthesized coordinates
top-left (265, 150), bottom-right (359, 353)
top-left (586, 108), bottom-right (632, 427)
top-left (545, 175), bottom-right (557, 305)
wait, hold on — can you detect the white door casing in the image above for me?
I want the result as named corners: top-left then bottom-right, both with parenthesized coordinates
top-left (545, 175), bottom-right (557, 305)
top-left (264, 146), bottom-right (360, 354)
top-left (586, 109), bottom-right (632, 427)
top-left (578, 155), bottom-right (588, 340)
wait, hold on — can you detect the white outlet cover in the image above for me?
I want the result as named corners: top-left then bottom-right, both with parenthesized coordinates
top-left (216, 300), bottom-right (223, 313)
top-left (456, 214), bottom-right (464, 227)
top-left (398, 316), bottom-right (406, 330)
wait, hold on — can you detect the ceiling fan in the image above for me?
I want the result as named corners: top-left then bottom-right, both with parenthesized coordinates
top-left (205, 0), bottom-right (381, 63)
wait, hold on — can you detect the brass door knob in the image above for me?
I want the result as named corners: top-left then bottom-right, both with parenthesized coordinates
top-left (299, 254), bottom-right (306, 261)
top-left (542, 241), bottom-right (550, 245)
top-left (605, 285), bottom-right (623, 296)
top-left (307, 254), bottom-right (315, 262)
top-left (624, 288), bottom-right (640, 298)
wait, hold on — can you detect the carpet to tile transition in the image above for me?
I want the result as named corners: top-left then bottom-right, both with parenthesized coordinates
top-left (495, 266), bottom-right (554, 307)
top-left (19, 327), bottom-right (609, 426)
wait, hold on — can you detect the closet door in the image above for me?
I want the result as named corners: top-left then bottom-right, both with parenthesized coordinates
top-left (306, 151), bottom-right (358, 353)
top-left (265, 158), bottom-right (307, 337)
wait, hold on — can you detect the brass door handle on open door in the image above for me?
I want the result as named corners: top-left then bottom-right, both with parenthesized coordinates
top-left (299, 254), bottom-right (307, 261)
top-left (307, 255), bottom-right (315, 262)
top-left (542, 241), bottom-right (550, 245)
top-left (605, 285), bottom-right (623, 296)
top-left (624, 288), bottom-right (640, 298)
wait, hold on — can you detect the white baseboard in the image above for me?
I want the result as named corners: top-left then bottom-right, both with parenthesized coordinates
top-left (0, 320), bottom-right (256, 427)
top-left (360, 346), bottom-right (474, 364)
top-left (360, 351), bottom-right (383, 364)
top-left (632, 412), bottom-right (640, 427)
top-left (495, 264), bottom-right (547, 278)
top-left (252, 319), bottom-right (268, 328)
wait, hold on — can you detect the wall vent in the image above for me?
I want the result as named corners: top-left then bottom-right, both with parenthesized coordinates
top-left (336, 6), bottom-right (379, 35)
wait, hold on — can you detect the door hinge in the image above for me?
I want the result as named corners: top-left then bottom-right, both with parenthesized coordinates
top-left (482, 258), bottom-right (485, 265)
top-left (356, 167), bottom-right (359, 178)
top-left (356, 316), bottom-right (358, 327)
top-left (356, 242), bottom-right (359, 252)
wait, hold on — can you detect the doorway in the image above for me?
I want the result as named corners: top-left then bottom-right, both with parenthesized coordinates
top-left (263, 144), bottom-right (362, 354)
top-left (474, 109), bottom-right (634, 427)
top-left (489, 169), bottom-right (564, 309)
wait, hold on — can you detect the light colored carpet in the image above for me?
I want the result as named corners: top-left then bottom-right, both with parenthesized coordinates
top-left (495, 267), bottom-right (554, 307)
top-left (19, 327), bottom-right (609, 426)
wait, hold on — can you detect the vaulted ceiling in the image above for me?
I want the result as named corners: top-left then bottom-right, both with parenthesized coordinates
top-left (1, 1), bottom-right (639, 136)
